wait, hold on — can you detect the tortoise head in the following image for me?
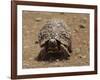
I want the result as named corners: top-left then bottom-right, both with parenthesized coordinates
top-left (45, 38), bottom-right (60, 53)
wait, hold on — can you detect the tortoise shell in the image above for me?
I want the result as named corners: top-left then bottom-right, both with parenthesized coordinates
top-left (38, 19), bottom-right (71, 48)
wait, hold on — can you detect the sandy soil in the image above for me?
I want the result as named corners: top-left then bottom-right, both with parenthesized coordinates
top-left (22, 11), bottom-right (89, 68)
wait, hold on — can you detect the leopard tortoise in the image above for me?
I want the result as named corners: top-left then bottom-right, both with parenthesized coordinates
top-left (37, 19), bottom-right (72, 61)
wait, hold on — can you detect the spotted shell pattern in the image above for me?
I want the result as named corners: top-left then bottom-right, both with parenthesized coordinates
top-left (38, 19), bottom-right (71, 47)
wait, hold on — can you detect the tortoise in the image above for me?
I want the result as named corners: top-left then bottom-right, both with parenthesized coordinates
top-left (36, 19), bottom-right (72, 61)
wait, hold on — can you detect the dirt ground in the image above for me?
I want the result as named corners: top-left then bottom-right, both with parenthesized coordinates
top-left (22, 11), bottom-right (89, 68)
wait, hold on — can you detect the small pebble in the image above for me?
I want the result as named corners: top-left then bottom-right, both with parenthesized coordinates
top-left (26, 30), bottom-right (30, 34)
top-left (78, 55), bottom-right (87, 59)
top-left (80, 24), bottom-right (85, 28)
top-left (73, 30), bottom-right (76, 33)
top-left (82, 17), bottom-right (87, 23)
top-left (83, 40), bottom-right (87, 44)
top-left (74, 28), bottom-right (79, 32)
top-left (73, 16), bottom-right (77, 19)
top-left (75, 48), bottom-right (81, 53)
top-left (84, 30), bottom-right (88, 33)
top-left (82, 55), bottom-right (87, 59)
top-left (79, 56), bottom-right (82, 58)
top-left (35, 17), bottom-right (42, 22)
top-left (24, 45), bottom-right (29, 48)
top-left (86, 61), bottom-right (89, 64)
top-left (29, 57), bottom-right (33, 60)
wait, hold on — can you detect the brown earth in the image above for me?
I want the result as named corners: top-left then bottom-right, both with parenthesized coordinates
top-left (22, 11), bottom-right (89, 68)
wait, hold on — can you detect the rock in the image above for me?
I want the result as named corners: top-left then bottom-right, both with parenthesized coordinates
top-left (86, 61), bottom-right (89, 64)
top-left (83, 40), bottom-right (87, 44)
top-left (26, 30), bottom-right (30, 34)
top-left (73, 30), bottom-right (76, 33)
top-left (84, 30), bottom-right (87, 33)
top-left (79, 55), bottom-right (82, 58)
top-left (29, 57), bottom-right (33, 60)
top-left (82, 17), bottom-right (87, 23)
top-left (79, 24), bottom-right (85, 28)
top-left (74, 28), bottom-right (79, 32)
top-left (82, 55), bottom-right (87, 59)
top-left (35, 17), bottom-right (42, 22)
top-left (73, 16), bottom-right (77, 19)
top-left (78, 55), bottom-right (87, 59)
top-left (75, 48), bottom-right (81, 53)
top-left (24, 45), bottom-right (29, 48)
